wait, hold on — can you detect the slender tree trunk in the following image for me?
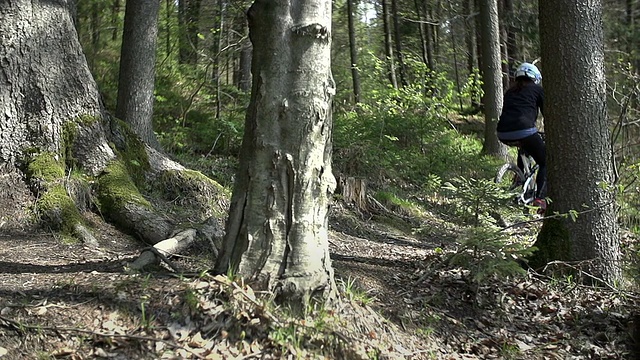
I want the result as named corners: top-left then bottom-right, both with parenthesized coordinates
top-left (424, 1), bottom-right (435, 71)
top-left (504, 0), bottom-right (519, 78)
top-left (237, 39), bottom-right (253, 92)
top-left (391, 0), bottom-right (407, 87)
top-left (347, 0), bottom-right (361, 104)
top-left (116, 0), bottom-right (161, 149)
top-left (498, 0), bottom-right (510, 89)
top-left (414, 0), bottom-right (429, 70)
top-left (464, 0), bottom-right (480, 109)
top-left (382, 0), bottom-right (398, 88)
top-left (534, 0), bottom-right (621, 284)
top-left (178, 0), bottom-right (201, 64)
top-left (479, 0), bottom-right (507, 157)
top-left (111, 0), bottom-right (120, 41)
top-left (214, 0), bottom-right (336, 305)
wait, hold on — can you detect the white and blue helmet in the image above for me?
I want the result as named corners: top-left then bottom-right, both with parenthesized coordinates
top-left (515, 62), bottom-right (542, 84)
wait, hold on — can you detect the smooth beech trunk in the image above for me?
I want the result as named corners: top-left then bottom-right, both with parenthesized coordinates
top-left (215, 0), bottom-right (336, 303)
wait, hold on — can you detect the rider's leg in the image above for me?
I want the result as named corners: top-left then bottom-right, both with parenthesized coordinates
top-left (519, 133), bottom-right (546, 199)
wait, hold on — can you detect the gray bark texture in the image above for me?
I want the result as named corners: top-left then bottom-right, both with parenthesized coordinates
top-left (0, 0), bottom-right (225, 260)
top-left (0, 0), bottom-right (114, 173)
top-left (538, 0), bottom-right (621, 283)
top-left (215, 0), bottom-right (337, 303)
top-left (479, 0), bottom-right (507, 158)
top-left (116, 0), bottom-right (161, 149)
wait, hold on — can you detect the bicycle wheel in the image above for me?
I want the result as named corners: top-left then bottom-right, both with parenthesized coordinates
top-left (495, 163), bottom-right (526, 190)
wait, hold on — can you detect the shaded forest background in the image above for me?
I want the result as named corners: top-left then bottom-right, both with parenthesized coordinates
top-left (73, 0), bottom-right (640, 231)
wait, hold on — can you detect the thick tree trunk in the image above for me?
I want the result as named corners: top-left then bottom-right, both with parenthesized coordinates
top-left (0, 0), bottom-right (113, 172)
top-left (479, 0), bottom-right (507, 157)
top-left (534, 0), bottom-right (621, 284)
top-left (0, 0), bottom-right (226, 255)
top-left (116, 0), bottom-right (161, 149)
top-left (214, 0), bottom-right (336, 304)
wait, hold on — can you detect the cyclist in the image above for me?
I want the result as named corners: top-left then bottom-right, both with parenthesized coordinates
top-left (496, 62), bottom-right (546, 213)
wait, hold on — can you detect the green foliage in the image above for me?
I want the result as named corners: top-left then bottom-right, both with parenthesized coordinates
top-left (442, 177), bottom-right (514, 227)
top-left (337, 277), bottom-right (375, 306)
top-left (447, 227), bottom-right (535, 284)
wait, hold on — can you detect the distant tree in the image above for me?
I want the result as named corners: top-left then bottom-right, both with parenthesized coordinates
top-left (532, 0), bottom-right (622, 284)
top-left (381, 0), bottom-right (398, 88)
top-left (214, 0), bottom-right (337, 305)
top-left (178, 0), bottom-right (201, 64)
top-left (479, 0), bottom-right (507, 157)
top-left (347, 0), bottom-right (362, 104)
top-left (116, 0), bottom-right (161, 149)
top-left (391, 0), bottom-right (407, 87)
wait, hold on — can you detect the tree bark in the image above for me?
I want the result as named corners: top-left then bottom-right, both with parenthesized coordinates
top-left (214, 0), bottom-right (337, 305)
top-left (0, 0), bottom-right (227, 254)
top-left (178, 0), bottom-right (201, 64)
top-left (534, 0), bottom-right (621, 284)
top-left (116, 0), bottom-right (161, 149)
top-left (391, 0), bottom-right (407, 87)
top-left (346, 0), bottom-right (361, 104)
top-left (381, 0), bottom-right (398, 89)
top-left (479, 0), bottom-right (507, 157)
top-left (464, 0), bottom-right (481, 110)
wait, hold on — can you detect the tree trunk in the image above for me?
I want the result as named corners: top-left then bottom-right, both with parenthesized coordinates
top-left (347, 0), bottom-right (361, 104)
top-left (503, 0), bottom-right (519, 79)
top-left (111, 0), bottom-right (120, 41)
top-left (0, 0), bottom-right (226, 252)
top-left (382, 0), bottom-right (398, 88)
top-left (391, 0), bottom-right (407, 87)
top-left (178, 0), bottom-right (201, 64)
top-left (498, 0), bottom-right (510, 90)
top-left (237, 39), bottom-right (253, 92)
top-left (424, 1), bottom-right (435, 71)
top-left (464, 0), bottom-right (481, 110)
top-left (116, 0), bottom-right (161, 149)
top-left (214, 0), bottom-right (337, 305)
top-left (479, 0), bottom-right (507, 157)
top-left (533, 0), bottom-right (621, 284)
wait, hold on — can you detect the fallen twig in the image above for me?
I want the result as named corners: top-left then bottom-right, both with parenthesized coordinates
top-left (0, 315), bottom-right (206, 359)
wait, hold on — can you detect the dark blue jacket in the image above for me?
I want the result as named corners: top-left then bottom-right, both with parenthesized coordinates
top-left (497, 83), bottom-right (544, 133)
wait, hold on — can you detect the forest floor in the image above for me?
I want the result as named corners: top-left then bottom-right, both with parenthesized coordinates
top-left (0, 165), bottom-right (639, 359)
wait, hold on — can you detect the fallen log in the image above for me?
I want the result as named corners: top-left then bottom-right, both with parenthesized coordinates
top-left (128, 217), bottom-right (225, 271)
top-left (128, 229), bottom-right (197, 271)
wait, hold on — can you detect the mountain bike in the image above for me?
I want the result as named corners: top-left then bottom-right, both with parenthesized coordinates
top-left (494, 148), bottom-right (539, 206)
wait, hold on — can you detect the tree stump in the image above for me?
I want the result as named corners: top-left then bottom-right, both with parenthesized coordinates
top-left (336, 175), bottom-right (368, 211)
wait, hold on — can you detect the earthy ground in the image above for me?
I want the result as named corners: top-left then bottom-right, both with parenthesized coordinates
top-left (0, 166), bottom-right (639, 359)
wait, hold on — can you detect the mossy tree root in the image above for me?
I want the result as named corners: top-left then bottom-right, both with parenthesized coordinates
top-left (96, 160), bottom-right (173, 244)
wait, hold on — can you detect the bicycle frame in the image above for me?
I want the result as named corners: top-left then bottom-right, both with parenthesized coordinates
top-left (517, 151), bottom-right (538, 205)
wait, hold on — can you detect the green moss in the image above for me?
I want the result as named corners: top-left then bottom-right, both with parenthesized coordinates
top-left (26, 152), bottom-right (65, 183)
top-left (161, 169), bottom-right (230, 218)
top-left (76, 114), bottom-right (100, 125)
top-left (97, 160), bottom-right (152, 215)
top-left (37, 184), bottom-right (83, 234)
top-left (528, 217), bottom-right (572, 270)
top-left (62, 122), bottom-right (79, 169)
top-left (24, 152), bottom-right (85, 236)
top-left (111, 119), bottom-right (150, 187)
